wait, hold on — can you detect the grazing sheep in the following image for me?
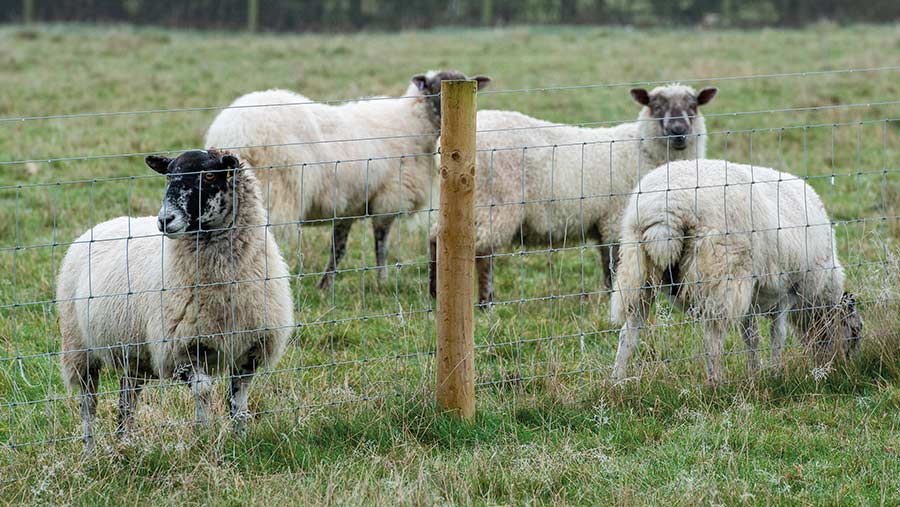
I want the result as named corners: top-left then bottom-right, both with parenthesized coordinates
top-left (58, 150), bottom-right (294, 451)
top-left (204, 71), bottom-right (491, 289)
top-left (609, 159), bottom-right (863, 383)
top-left (428, 84), bottom-right (718, 304)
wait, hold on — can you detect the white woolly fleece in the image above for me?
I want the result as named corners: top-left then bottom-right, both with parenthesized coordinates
top-left (204, 83), bottom-right (439, 230)
top-left (610, 159), bottom-right (844, 327)
top-left (432, 84), bottom-right (709, 257)
top-left (58, 170), bottom-right (294, 386)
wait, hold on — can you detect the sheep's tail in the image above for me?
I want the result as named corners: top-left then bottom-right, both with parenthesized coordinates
top-left (609, 212), bottom-right (686, 325)
top-left (639, 215), bottom-right (685, 271)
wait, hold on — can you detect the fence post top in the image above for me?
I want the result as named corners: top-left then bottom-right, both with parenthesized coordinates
top-left (441, 80), bottom-right (479, 89)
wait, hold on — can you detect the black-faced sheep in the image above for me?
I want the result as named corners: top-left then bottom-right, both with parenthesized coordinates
top-left (428, 84), bottom-right (717, 304)
top-left (57, 150), bottom-right (294, 451)
top-left (609, 159), bottom-right (862, 383)
top-left (204, 71), bottom-right (490, 289)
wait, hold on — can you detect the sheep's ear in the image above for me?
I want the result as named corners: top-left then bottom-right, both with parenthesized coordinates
top-left (473, 75), bottom-right (491, 90)
top-left (220, 154), bottom-right (240, 179)
top-left (145, 155), bottom-right (172, 175)
top-left (630, 88), bottom-right (650, 106)
top-left (697, 87), bottom-right (718, 106)
top-left (411, 74), bottom-right (428, 92)
top-left (221, 154), bottom-right (240, 169)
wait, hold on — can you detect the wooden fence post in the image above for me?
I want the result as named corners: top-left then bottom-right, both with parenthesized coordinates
top-left (436, 80), bottom-right (477, 419)
top-left (247, 0), bottom-right (259, 32)
top-left (23, 0), bottom-right (34, 24)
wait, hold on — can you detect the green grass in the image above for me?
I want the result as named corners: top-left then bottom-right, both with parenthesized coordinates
top-left (1, 23), bottom-right (900, 505)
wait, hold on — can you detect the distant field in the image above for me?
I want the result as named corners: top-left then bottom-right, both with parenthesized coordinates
top-left (1, 24), bottom-right (900, 505)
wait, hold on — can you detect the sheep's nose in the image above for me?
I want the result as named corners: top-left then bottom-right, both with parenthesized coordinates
top-left (158, 213), bottom-right (175, 233)
top-left (669, 124), bottom-right (687, 135)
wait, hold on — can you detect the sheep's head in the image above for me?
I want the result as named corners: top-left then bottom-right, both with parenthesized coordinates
top-left (630, 84), bottom-right (717, 151)
top-left (146, 149), bottom-right (242, 237)
top-left (837, 292), bottom-right (863, 354)
top-left (411, 70), bottom-right (491, 122)
top-left (803, 292), bottom-right (864, 360)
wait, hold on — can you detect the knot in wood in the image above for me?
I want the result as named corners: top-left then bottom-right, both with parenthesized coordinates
top-left (456, 172), bottom-right (473, 191)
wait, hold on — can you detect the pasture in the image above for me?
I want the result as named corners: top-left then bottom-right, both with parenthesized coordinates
top-left (1, 23), bottom-right (900, 505)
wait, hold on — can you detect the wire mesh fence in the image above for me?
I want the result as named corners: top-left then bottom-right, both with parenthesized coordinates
top-left (1, 65), bottom-right (899, 474)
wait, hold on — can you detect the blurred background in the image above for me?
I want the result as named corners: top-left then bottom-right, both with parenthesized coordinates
top-left (3, 1), bottom-right (900, 505)
top-left (3, 0), bottom-right (900, 31)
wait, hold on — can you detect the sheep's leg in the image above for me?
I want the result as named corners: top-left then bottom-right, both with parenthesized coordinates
top-left (612, 312), bottom-right (645, 382)
top-left (598, 243), bottom-right (617, 292)
top-left (372, 216), bottom-right (394, 285)
top-left (476, 253), bottom-right (494, 308)
top-left (812, 327), bottom-right (837, 366)
top-left (740, 317), bottom-right (761, 375)
top-left (229, 348), bottom-right (260, 434)
top-left (191, 369), bottom-right (213, 425)
top-left (116, 375), bottom-right (145, 436)
top-left (229, 372), bottom-right (253, 434)
top-left (79, 366), bottom-right (100, 453)
top-left (318, 219), bottom-right (353, 290)
top-left (177, 364), bottom-right (213, 425)
top-left (609, 243), bottom-right (620, 284)
top-left (769, 307), bottom-right (788, 371)
top-left (702, 323), bottom-right (726, 385)
top-left (428, 236), bottom-right (437, 299)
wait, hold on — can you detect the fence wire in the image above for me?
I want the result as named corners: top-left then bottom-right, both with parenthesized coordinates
top-left (2, 66), bottom-right (899, 478)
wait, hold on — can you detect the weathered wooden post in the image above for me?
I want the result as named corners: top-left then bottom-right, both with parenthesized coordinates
top-left (435, 80), bottom-right (477, 419)
top-left (23, 0), bottom-right (34, 24)
top-left (247, 0), bottom-right (259, 32)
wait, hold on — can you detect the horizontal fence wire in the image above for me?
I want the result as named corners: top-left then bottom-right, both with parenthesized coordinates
top-left (3, 108), bottom-right (900, 170)
top-left (2, 63), bottom-right (899, 124)
top-left (2, 66), bottom-right (899, 482)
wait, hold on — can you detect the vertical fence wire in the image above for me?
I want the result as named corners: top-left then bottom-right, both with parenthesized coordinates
top-left (1, 69), bottom-right (899, 460)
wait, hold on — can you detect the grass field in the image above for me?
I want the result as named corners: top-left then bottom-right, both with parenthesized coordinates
top-left (2, 23), bottom-right (900, 505)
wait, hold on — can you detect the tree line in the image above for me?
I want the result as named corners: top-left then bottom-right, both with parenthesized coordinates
top-left (3, 0), bottom-right (899, 31)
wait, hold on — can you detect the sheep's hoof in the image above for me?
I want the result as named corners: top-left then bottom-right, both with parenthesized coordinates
top-left (607, 370), bottom-right (629, 387)
top-left (375, 267), bottom-right (389, 285)
top-left (231, 412), bottom-right (251, 435)
top-left (747, 361), bottom-right (760, 376)
top-left (114, 430), bottom-right (136, 448)
top-left (82, 436), bottom-right (95, 455)
top-left (317, 274), bottom-right (334, 290)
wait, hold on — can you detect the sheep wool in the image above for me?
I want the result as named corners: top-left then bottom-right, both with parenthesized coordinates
top-left (58, 157), bottom-right (294, 449)
top-left (203, 71), bottom-right (491, 288)
top-left (430, 84), bottom-right (716, 303)
top-left (609, 159), bottom-right (861, 382)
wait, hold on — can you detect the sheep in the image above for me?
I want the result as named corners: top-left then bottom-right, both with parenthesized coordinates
top-left (609, 159), bottom-right (863, 383)
top-left (204, 71), bottom-right (491, 289)
top-left (428, 84), bottom-right (718, 304)
top-left (57, 149), bottom-right (294, 451)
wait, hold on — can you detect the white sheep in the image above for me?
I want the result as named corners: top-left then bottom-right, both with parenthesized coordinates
top-left (58, 150), bottom-right (294, 451)
top-left (428, 84), bottom-right (718, 304)
top-left (204, 71), bottom-right (490, 289)
top-left (609, 159), bottom-right (862, 383)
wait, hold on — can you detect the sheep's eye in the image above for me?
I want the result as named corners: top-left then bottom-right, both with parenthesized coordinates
top-left (204, 172), bottom-right (216, 183)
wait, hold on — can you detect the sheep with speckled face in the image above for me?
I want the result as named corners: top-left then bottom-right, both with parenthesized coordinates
top-left (204, 71), bottom-right (490, 289)
top-left (609, 160), bottom-right (862, 383)
top-left (57, 150), bottom-right (294, 451)
top-left (428, 84), bottom-right (717, 305)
